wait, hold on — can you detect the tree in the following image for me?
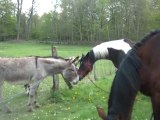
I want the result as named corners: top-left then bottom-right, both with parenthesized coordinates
top-left (16, 0), bottom-right (23, 40)
top-left (26, 0), bottom-right (35, 40)
top-left (0, 0), bottom-right (16, 41)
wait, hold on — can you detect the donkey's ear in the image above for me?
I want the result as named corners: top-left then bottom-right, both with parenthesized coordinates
top-left (71, 56), bottom-right (80, 64)
top-left (67, 56), bottom-right (80, 66)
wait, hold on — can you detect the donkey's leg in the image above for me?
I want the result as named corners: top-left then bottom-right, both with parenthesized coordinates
top-left (34, 83), bottom-right (40, 108)
top-left (52, 75), bottom-right (59, 90)
top-left (24, 84), bottom-right (30, 96)
top-left (151, 93), bottom-right (160, 120)
top-left (28, 81), bottom-right (40, 112)
top-left (0, 80), bottom-right (3, 111)
top-left (61, 74), bottom-right (72, 89)
top-left (0, 81), bottom-right (11, 113)
top-left (64, 78), bottom-right (72, 89)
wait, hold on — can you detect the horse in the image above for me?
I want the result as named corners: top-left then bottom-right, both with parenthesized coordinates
top-left (97, 30), bottom-right (160, 120)
top-left (0, 56), bottom-right (79, 113)
top-left (78, 39), bottom-right (134, 80)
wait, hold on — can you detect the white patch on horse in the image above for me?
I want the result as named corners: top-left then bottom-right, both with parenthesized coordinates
top-left (92, 39), bottom-right (131, 59)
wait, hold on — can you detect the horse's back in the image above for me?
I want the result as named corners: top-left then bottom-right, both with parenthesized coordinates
top-left (137, 32), bottom-right (160, 95)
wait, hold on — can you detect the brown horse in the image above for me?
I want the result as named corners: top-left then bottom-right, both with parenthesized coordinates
top-left (97, 30), bottom-right (160, 120)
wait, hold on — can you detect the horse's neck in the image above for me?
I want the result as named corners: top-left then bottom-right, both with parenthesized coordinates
top-left (92, 40), bottom-right (132, 60)
top-left (87, 50), bottom-right (96, 66)
top-left (107, 68), bottom-right (138, 120)
top-left (108, 87), bottom-right (137, 120)
top-left (92, 46), bottom-right (109, 60)
top-left (92, 47), bottom-right (126, 68)
top-left (107, 48), bottom-right (127, 68)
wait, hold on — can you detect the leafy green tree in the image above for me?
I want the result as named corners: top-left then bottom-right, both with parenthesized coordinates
top-left (38, 13), bottom-right (54, 40)
top-left (16, 0), bottom-right (23, 40)
top-left (0, 0), bottom-right (16, 40)
top-left (1, 0), bottom-right (160, 42)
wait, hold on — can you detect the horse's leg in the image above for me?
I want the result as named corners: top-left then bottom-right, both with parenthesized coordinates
top-left (0, 80), bottom-right (11, 113)
top-left (151, 93), bottom-right (160, 120)
top-left (28, 81), bottom-right (40, 112)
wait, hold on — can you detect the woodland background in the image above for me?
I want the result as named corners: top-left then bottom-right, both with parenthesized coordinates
top-left (0, 0), bottom-right (160, 44)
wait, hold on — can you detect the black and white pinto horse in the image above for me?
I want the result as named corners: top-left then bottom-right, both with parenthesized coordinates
top-left (0, 56), bottom-right (79, 112)
top-left (78, 39), bottom-right (134, 80)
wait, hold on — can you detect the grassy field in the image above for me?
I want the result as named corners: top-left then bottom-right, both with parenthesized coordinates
top-left (0, 40), bottom-right (152, 120)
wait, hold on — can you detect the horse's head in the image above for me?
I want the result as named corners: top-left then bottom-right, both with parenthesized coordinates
top-left (62, 56), bottom-right (79, 85)
top-left (78, 52), bottom-right (94, 80)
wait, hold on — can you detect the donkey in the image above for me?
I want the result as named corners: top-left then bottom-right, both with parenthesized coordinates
top-left (78, 39), bottom-right (134, 80)
top-left (24, 56), bottom-right (80, 95)
top-left (0, 56), bottom-right (79, 112)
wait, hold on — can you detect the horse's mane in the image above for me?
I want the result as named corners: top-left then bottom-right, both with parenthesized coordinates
top-left (124, 39), bottom-right (135, 48)
top-left (134, 30), bottom-right (160, 49)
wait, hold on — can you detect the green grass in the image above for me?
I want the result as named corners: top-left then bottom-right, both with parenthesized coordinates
top-left (0, 40), bottom-right (152, 120)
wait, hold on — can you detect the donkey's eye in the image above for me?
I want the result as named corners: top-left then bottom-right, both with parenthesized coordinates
top-left (70, 69), bottom-right (74, 72)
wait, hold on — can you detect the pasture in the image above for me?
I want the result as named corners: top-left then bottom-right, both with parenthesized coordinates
top-left (0, 41), bottom-right (152, 120)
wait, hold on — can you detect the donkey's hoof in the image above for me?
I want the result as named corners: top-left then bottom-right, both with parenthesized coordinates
top-left (69, 86), bottom-right (73, 89)
top-left (35, 104), bottom-right (40, 108)
top-left (5, 109), bottom-right (12, 113)
top-left (4, 107), bottom-right (12, 113)
top-left (28, 108), bottom-right (34, 112)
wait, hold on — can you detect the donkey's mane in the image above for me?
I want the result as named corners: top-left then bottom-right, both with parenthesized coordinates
top-left (33, 56), bottom-right (67, 60)
top-left (134, 30), bottom-right (160, 49)
top-left (0, 56), bottom-right (66, 60)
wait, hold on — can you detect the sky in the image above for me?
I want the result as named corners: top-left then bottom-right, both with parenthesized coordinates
top-left (12, 0), bottom-right (60, 16)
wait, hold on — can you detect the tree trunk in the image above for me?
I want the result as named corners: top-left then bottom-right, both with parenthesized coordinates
top-left (51, 46), bottom-right (73, 90)
top-left (16, 0), bottom-right (23, 40)
top-left (51, 46), bottom-right (59, 90)
top-left (26, 0), bottom-right (35, 40)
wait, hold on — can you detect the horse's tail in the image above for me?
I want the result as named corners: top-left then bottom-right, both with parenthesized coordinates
top-left (96, 106), bottom-right (107, 120)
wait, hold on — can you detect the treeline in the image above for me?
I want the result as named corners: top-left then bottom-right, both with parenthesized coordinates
top-left (0, 0), bottom-right (160, 43)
